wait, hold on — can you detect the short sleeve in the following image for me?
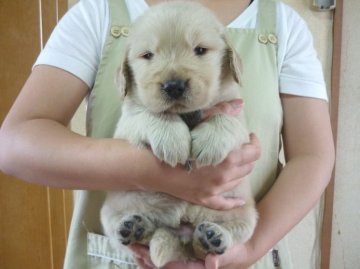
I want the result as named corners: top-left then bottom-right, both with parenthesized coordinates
top-left (276, 3), bottom-right (328, 101)
top-left (34, 0), bottom-right (109, 88)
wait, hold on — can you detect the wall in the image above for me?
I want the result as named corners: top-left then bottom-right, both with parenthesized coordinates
top-left (330, 0), bottom-right (360, 268)
top-left (280, 2), bottom-right (360, 268)
top-left (0, 1), bottom-right (72, 269)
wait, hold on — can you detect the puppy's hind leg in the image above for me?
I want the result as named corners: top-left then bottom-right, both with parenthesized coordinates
top-left (101, 193), bottom-right (158, 248)
top-left (220, 204), bottom-right (258, 245)
top-left (192, 221), bottom-right (233, 259)
top-left (191, 203), bottom-right (258, 259)
top-left (150, 228), bottom-right (191, 268)
top-left (117, 213), bottom-right (156, 246)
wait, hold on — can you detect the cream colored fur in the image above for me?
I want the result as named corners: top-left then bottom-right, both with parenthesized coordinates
top-left (101, 2), bottom-right (258, 267)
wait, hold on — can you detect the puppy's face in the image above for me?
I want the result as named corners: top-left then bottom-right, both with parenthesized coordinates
top-left (119, 2), bottom-right (241, 113)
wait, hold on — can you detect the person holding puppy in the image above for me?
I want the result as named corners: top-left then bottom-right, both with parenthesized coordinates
top-left (0, 0), bottom-right (334, 269)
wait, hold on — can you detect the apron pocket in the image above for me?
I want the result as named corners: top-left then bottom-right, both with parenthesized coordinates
top-left (87, 232), bottom-right (139, 269)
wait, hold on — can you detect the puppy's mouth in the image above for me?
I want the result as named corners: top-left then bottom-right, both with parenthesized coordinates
top-left (165, 102), bottom-right (189, 112)
top-left (164, 99), bottom-right (204, 114)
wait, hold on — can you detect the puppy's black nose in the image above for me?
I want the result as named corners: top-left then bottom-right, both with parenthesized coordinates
top-left (162, 79), bottom-right (186, 99)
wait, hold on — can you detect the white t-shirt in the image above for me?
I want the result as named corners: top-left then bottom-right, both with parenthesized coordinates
top-left (34, 0), bottom-right (328, 100)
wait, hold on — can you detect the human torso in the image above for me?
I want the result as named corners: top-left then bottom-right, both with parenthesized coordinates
top-left (146, 0), bottom-right (251, 25)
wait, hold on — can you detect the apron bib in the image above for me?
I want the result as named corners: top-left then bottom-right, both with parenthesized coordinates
top-left (64, 0), bottom-right (293, 268)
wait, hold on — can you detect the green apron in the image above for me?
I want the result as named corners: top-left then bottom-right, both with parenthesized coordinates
top-left (64, 0), bottom-right (293, 268)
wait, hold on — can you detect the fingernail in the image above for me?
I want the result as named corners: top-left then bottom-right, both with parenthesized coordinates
top-left (132, 253), bottom-right (140, 258)
top-left (238, 198), bottom-right (246, 206)
top-left (231, 99), bottom-right (244, 109)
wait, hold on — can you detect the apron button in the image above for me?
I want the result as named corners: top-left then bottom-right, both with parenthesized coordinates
top-left (258, 34), bottom-right (268, 44)
top-left (121, 27), bottom-right (130, 37)
top-left (268, 33), bottom-right (278, 44)
top-left (111, 26), bottom-right (130, 38)
top-left (111, 26), bottom-right (122, 37)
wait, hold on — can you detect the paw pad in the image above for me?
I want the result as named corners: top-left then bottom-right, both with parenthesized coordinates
top-left (117, 215), bottom-right (151, 245)
top-left (194, 222), bottom-right (228, 255)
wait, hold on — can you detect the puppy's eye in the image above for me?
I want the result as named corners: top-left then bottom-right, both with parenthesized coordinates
top-left (194, 46), bottom-right (207, 56)
top-left (141, 52), bottom-right (154, 60)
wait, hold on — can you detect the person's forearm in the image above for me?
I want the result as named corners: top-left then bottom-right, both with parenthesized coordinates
top-left (247, 153), bottom-right (334, 263)
top-left (0, 116), bottom-right (258, 211)
top-left (245, 96), bottom-right (336, 264)
top-left (0, 118), bottom-right (160, 190)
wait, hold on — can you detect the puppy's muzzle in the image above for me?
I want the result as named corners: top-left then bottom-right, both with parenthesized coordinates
top-left (162, 79), bottom-right (187, 99)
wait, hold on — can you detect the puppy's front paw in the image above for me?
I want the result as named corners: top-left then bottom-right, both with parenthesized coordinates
top-left (190, 125), bottom-right (231, 167)
top-left (191, 115), bottom-right (246, 167)
top-left (148, 119), bottom-right (191, 167)
top-left (192, 222), bottom-right (232, 259)
top-left (117, 214), bottom-right (155, 245)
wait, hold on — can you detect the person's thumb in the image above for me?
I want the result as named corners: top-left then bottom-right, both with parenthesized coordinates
top-left (205, 254), bottom-right (219, 269)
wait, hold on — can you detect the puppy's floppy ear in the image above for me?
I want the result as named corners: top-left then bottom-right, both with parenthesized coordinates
top-left (116, 54), bottom-right (133, 99)
top-left (222, 34), bottom-right (243, 85)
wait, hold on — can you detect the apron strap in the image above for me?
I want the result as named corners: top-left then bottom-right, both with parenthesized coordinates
top-left (257, 0), bottom-right (277, 34)
top-left (108, 0), bottom-right (131, 33)
top-left (86, 0), bottom-right (131, 137)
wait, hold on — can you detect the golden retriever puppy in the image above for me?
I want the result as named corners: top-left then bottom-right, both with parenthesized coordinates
top-left (101, 1), bottom-right (257, 267)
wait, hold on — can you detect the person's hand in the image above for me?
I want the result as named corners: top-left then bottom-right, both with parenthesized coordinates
top-left (203, 242), bottom-right (254, 269)
top-left (129, 244), bottom-right (206, 269)
top-left (174, 132), bottom-right (260, 210)
top-left (202, 99), bottom-right (245, 119)
top-left (188, 99), bottom-right (260, 210)
top-left (142, 99), bottom-right (260, 211)
top-left (129, 242), bottom-right (255, 269)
